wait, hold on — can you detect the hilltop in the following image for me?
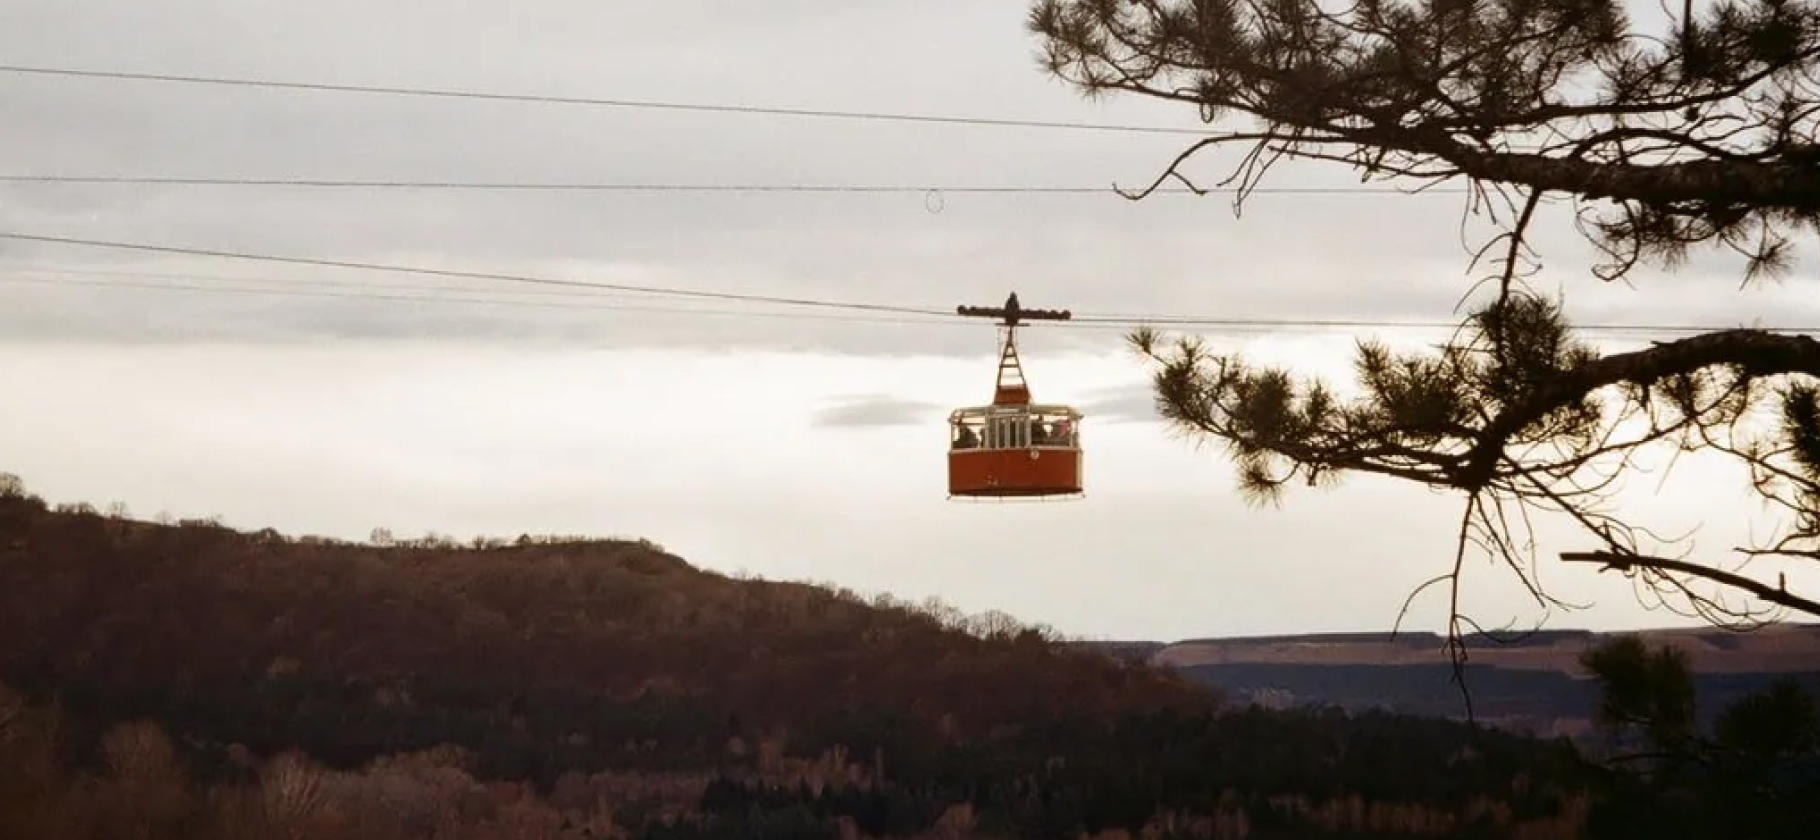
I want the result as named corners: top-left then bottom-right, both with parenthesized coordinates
top-left (1153, 626), bottom-right (1820, 674)
top-left (0, 490), bottom-right (1212, 772)
top-left (0, 478), bottom-right (1596, 839)
top-left (1096, 625), bottom-right (1820, 738)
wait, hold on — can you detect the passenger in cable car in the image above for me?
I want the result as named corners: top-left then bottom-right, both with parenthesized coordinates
top-left (1052, 417), bottom-right (1073, 446)
top-left (954, 424), bottom-right (979, 449)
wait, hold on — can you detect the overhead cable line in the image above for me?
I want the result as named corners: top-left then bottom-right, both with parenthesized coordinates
top-left (0, 175), bottom-right (1470, 195)
top-left (2, 274), bottom-right (952, 326)
top-left (12, 272), bottom-right (1811, 337)
top-left (4, 238), bottom-right (1815, 337)
top-left (0, 265), bottom-right (1005, 325)
top-left (0, 231), bottom-right (949, 317)
top-left (6, 263), bottom-right (678, 300)
top-left (1071, 314), bottom-right (1820, 335)
top-left (0, 64), bottom-right (1209, 136)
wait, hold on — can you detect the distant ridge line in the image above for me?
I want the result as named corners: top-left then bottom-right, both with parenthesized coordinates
top-left (1084, 622), bottom-right (1820, 648)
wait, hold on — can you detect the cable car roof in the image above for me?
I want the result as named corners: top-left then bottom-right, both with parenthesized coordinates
top-left (948, 404), bottom-right (1082, 419)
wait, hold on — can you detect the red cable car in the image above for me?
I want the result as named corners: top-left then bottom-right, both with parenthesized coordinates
top-left (947, 293), bottom-right (1084, 501)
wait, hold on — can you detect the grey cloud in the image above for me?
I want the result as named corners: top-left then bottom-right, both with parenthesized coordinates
top-left (2, 0), bottom-right (1816, 353)
top-left (1077, 383), bottom-right (1164, 424)
top-left (811, 396), bottom-right (947, 429)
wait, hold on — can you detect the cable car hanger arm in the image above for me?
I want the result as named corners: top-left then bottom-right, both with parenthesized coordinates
top-left (955, 292), bottom-right (1072, 327)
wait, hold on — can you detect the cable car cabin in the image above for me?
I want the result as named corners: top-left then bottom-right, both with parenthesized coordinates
top-left (947, 405), bottom-right (1083, 499)
top-left (945, 292), bottom-right (1085, 501)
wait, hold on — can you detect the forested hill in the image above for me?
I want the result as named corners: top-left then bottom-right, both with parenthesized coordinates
top-left (0, 491), bottom-right (1214, 766)
top-left (0, 484), bottom-right (1593, 840)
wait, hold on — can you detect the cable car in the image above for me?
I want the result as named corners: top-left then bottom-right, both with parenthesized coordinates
top-left (947, 293), bottom-right (1084, 501)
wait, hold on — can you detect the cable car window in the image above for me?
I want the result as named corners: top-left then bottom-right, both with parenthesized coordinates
top-left (999, 415), bottom-right (1029, 449)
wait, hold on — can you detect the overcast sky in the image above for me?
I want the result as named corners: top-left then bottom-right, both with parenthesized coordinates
top-left (4, 0), bottom-right (1817, 641)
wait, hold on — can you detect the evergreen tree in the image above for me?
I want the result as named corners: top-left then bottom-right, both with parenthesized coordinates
top-left (1030, 0), bottom-right (1820, 629)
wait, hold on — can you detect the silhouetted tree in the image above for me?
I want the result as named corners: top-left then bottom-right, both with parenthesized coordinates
top-left (1578, 634), bottom-right (1820, 838)
top-left (1030, 0), bottom-right (1820, 631)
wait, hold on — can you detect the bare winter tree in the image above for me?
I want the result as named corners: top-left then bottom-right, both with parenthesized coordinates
top-left (1029, 0), bottom-right (1820, 651)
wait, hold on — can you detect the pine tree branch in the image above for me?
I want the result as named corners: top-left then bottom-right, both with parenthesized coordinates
top-left (1559, 550), bottom-right (1820, 619)
top-left (1428, 143), bottom-right (1820, 213)
top-left (1460, 330), bottom-right (1820, 489)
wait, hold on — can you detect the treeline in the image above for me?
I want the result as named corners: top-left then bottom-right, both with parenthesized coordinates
top-left (0, 682), bottom-right (1594, 840)
top-left (27, 486), bottom-right (665, 553)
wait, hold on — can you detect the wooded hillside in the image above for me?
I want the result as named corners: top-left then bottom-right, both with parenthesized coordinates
top-left (0, 479), bottom-right (1594, 839)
